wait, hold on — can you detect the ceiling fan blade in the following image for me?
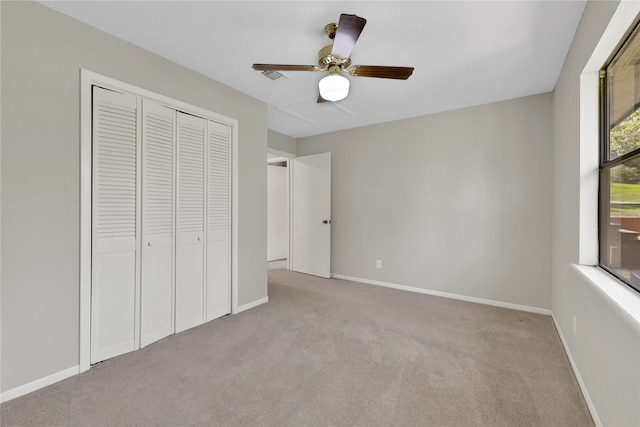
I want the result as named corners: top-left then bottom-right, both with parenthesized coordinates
top-left (331, 14), bottom-right (367, 60)
top-left (348, 65), bottom-right (414, 80)
top-left (252, 64), bottom-right (318, 72)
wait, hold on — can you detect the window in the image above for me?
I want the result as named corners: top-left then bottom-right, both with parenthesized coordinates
top-left (600, 20), bottom-right (640, 293)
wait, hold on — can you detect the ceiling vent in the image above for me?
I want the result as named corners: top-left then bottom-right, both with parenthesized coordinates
top-left (260, 70), bottom-right (289, 81)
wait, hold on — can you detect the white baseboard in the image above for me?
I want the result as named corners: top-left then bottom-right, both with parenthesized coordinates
top-left (1, 297), bottom-right (269, 403)
top-left (0, 296), bottom-right (269, 403)
top-left (235, 296), bottom-right (269, 314)
top-left (551, 313), bottom-right (602, 427)
top-left (0, 365), bottom-right (80, 403)
top-left (331, 274), bottom-right (598, 424)
top-left (331, 274), bottom-right (552, 315)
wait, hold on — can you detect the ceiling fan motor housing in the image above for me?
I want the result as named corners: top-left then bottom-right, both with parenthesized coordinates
top-left (318, 45), bottom-right (351, 71)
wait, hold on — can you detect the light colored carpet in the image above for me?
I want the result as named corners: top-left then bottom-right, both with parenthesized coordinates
top-left (1, 270), bottom-right (593, 426)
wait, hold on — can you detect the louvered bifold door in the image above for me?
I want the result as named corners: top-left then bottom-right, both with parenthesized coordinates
top-left (206, 121), bottom-right (232, 321)
top-left (140, 100), bottom-right (175, 347)
top-left (176, 112), bottom-right (206, 333)
top-left (91, 87), bottom-right (140, 364)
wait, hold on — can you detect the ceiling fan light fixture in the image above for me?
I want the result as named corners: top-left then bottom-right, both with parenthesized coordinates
top-left (318, 74), bottom-right (350, 102)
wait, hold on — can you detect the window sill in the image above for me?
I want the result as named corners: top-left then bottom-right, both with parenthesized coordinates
top-left (571, 264), bottom-right (640, 335)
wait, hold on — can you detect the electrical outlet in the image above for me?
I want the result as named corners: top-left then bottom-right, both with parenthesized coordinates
top-left (375, 260), bottom-right (382, 269)
top-left (572, 315), bottom-right (577, 336)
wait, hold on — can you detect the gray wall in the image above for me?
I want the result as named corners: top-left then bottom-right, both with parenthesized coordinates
top-left (268, 129), bottom-right (297, 155)
top-left (298, 93), bottom-right (553, 309)
top-left (1, 1), bottom-right (267, 393)
top-left (552, 1), bottom-right (640, 425)
top-left (267, 164), bottom-right (289, 261)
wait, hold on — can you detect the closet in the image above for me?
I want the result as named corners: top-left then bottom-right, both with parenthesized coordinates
top-left (90, 86), bottom-right (231, 364)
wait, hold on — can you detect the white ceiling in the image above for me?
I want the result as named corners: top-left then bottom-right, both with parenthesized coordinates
top-left (40, 1), bottom-right (586, 139)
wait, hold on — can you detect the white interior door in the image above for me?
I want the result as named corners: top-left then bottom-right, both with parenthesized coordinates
top-left (292, 152), bottom-right (331, 278)
top-left (140, 100), bottom-right (175, 347)
top-left (176, 112), bottom-right (206, 333)
top-left (88, 83), bottom-right (235, 366)
top-left (91, 87), bottom-right (139, 363)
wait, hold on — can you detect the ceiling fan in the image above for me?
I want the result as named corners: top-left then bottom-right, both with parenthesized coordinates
top-left (252, 14), bottom-right (414, 103)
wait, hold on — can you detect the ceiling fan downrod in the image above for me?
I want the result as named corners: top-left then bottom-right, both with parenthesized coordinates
top-left (325, 23), bottom-right (337, 39)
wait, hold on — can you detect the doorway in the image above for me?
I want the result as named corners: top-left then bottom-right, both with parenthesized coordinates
top-left (266, 150), bottom-right (332, 277)
top-left (267, 150), bottom-right (292, 271)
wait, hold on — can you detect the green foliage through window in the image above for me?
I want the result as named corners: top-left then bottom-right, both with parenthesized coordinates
top-left (610, 108), bottom-right (640, 162)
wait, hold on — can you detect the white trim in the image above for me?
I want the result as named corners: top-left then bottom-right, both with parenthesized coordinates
top-left (134, 97), bottom-right (143, 351)
top-left (571, 265), bottom-right (640, 335)
top-left (578, 68), bottom-right (600, 266)
top-left (82, 70), bottom-right (239, 124)
top-left (231, 121), bottom-right (240, 314)
top-left (79, 70), bottom-right (92, 372)
top-left (288, 157), bottom-right (294, 272)
top-left (267, 156), bottom-right (289, 164)
top-left (551, 313), bottom-right (603, 427)
top-left (0, 366), bottom-right (80, 404)
top-left (267, 147), bottom-right (295, 159)
top-left (80, 69), bottom-right (239, 370)
top-left (1, 1), bottom-right (4, 395)
top-left (331, 274), bottom-right (552, 315)
top-left (235, 297), bottom-right (269, 314)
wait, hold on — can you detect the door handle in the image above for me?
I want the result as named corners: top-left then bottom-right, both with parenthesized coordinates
top-left (147, 241), bottom-right (152, 246)
top-left (322, 220), bottom-right (331, 224)
top-left (197, 236), bottom-right (203, 241)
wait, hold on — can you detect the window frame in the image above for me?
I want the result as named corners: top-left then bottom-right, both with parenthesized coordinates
top-left (598, 19), bottom-right (640, 294)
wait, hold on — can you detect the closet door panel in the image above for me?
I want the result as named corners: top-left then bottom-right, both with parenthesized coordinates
top-left (206, 122), bottom-right (231, 321)
top-left (91, 87), bottom-right (138, 364)
top-left (93, 248), bottom-right (136, 358)
top-left (176, 240), bottom-right (205, 331)
top-left (207, 236), bottom-right (230, 321)
top-left (140, 100), bottom-right (175, 347)
top-left (176, 112), bottom-right (206, 333)
top-left (141, 245), bottom-right (173, 345)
